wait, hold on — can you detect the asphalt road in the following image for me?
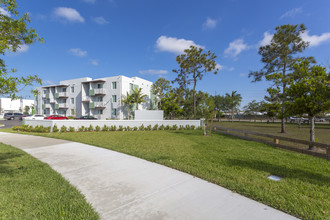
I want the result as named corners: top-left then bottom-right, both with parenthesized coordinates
top-left (0, 118), bottom-right (22, 129)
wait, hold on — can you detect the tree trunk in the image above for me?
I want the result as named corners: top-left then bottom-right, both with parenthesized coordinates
top-left (128, 108), bottom-right (130, 120)
top-left (193, 79), bottom-right (197, 119)
top-left (280, 106), bottom-right (286, 133)
top-left (280, 64), bottom-right (287, 133)
top-left (209, 111), bottom-right (215, 136)
top-left (231, 107), bottom-right (234, 122)
top-left (309, 116), bottom-right (316, 150)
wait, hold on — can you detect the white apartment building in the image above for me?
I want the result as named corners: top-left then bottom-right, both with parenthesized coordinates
top-left (35, 76), bottom-right (155, 120)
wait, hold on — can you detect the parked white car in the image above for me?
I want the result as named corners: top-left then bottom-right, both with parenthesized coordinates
top-left (24, 114), bottom-right (45, 120)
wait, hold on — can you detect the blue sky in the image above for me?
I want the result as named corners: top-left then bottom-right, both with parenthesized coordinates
top-left (3, 0), bottom-right (330, 106)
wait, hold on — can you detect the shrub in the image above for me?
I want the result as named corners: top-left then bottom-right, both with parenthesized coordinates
top-left (179, 125), bottom-right (184, 130)
top-left (78, 126), bottom-right (85, 132)
top-left (191, 125), bottom-right (195, 130)
top-left (12, 126), bottom-right (19, 131)
top-left (139, 124), bottom-right (145, 131)
top-left (95, 125), bottom-right (101, 132)
top-left (171, 125), bottom-right (178, 130)
top-left (69, 126), bottom-right (75, 132)
top-left (133, 126), bottom-right (138, 131)
top-left (88, 124), bottom-right (94, 131)
top-left (102, 125), bottom-right (108, 131)
top-left (45, 126), bottom-right (51, 133)
top-left (185, 125), bottom-right (191, 130)
top-left (165, 125), bottom-right (170, 130)
top-left (153, 124), bottom-right (159, 130)
top-left (60, 125), bottom-right (67, 132)
top-left (110, 125), bottom-right (117, 131)
top-left (52, 125), bottom-right (59, 133)
top-left (126, 126), bottom-right (131, 131)
top-left (67, 116), bottom-right (75, 119)
top-left (118, 125), bottom-right (124, 131)
top-left (159, 125), bottom-right (165, 130)
top-left (146, 125), bottom-right (152, 131)
top-left (84, 126), bottom-right (89, 132)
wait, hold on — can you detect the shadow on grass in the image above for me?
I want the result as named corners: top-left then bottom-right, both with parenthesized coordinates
top-left (226, 158), bottom-right (330, 186)
top-left (0, 152), bottom-right (24, 175)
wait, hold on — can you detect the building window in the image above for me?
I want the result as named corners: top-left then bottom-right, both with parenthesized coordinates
top-left (129, 83), bottom-right (133, 90)
top-left (63, 88), bottom-right (66, 92)
top-left (112, 108), bottom-right (116, 116)
top-left (97, 84), bottom-right (103, 89)
top-left (71, 98), bottom-right (74, 104)
top-left (112, 95), bottom-right (117, 103)
top-left (43, 90), bottom-right (47, 94)
top-left (97, 96), bottom-right (103, 102)
top-left (112, 82), bottom-right (117, 89)
top-left (71, 86), bottom-right (74, 93)
top-left (98, 109), bottom-right (103, 114)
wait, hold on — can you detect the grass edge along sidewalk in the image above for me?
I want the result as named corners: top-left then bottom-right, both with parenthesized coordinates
top-left (3, 129), bottom-right (329, 220)
top-left (0, 142), bottom-right (99, 219)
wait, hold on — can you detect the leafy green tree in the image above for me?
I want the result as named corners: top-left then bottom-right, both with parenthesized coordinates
top-left (0, 0), bottom-right (43, 99)
top-left (161, 92), bottom-right (182, 119)
top-left (244, 100), bottom-right (266, 122)
top-left (225, 91), bottom-right (242, 121)
top-left (130, 88), bottom-right (147, 110)
top-left (172, 45), bottom-right (218, 118)
top-left (151, 77), bottom-right (172, 109)
top-left (249, 24), bottom-right (314, 133)
top-left (286, 59), bottom-right (330, 149)
top-left (23, 105), bottom-right (30, 114)
top-left (121, 92), bottom-right (134, 119)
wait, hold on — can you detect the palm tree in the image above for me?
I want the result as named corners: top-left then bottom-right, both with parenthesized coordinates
top-left (121, 92), bottom-right (134, 119)
top-left (131, 88), bottom-right (147, 110)
top-left (225, 91), bottom-right (242, 122)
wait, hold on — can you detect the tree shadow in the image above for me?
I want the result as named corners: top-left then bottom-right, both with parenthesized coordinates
top-left (0, 152), bottom-right (24, 175)
top-left (226, 158), bottom-right (330, 186)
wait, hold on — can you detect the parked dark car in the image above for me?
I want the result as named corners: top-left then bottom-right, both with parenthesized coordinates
top-left (44, 115), bottom-right (69, 120)
top-left (4, 112), bottom-right (23, 120)
top-left (74, 116), bottom-right (97, 120)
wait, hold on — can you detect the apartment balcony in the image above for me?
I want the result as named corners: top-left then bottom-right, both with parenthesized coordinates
top-left (89, 89), bottom-right (106, 96)
top-left (49, 98), bottom-right (55, 103)
top-left (89, 102), bottom-right (106, 109)
top-left (42, 93), bottom-right (50, 99)
top-left (55, 103), bottom-right (68, 109)
top-left (55, 92), bottom-right (68, 98)
top-left (82, 96), bottom-right (91, 102)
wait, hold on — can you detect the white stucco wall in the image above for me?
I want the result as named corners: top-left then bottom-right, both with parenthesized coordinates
top-left (24, 119), bottom-right (202, 131)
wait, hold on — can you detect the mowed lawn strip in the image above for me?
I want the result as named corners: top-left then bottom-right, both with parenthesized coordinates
top-left (6, 129), bottom-right (329, 220)
top-left (0, 143), bottom-right (99, 219)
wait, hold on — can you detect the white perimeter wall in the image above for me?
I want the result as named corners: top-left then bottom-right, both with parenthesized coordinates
top-left (24, 119), bottom-right (201, 131)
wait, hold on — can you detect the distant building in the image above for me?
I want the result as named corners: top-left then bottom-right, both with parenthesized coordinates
top-left (35, 76), bottom-right (155, 120)
top-left (0, 98), bottom-right (34, 114)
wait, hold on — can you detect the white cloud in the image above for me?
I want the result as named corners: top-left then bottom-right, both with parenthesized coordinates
top-left (239, 73), bottom-right (245, 77)
top-left (139, 69), bottom-right (169, 75)
top-left (16, 44), bottom-right (29, 53)
top-left (228, 67), bottom-right (235, 71)
top-left (0, 7), bottom-right (10, 17)
top-left (92, 16), bottom-right (109, 25)
top-left (69, 48), bottom-right (87, 57)
top-left (202, 17), bottom-right (217, 30)
top-left (43, 80), bottom-right (56, 85)
top-left (301, 31), bottom-right (330, 47)
top-left (83, 0), bottom-right (96, 3)
top-left (53, 7), bottom-right (85, 23)
top-left (155, 36), bottom-right (204, 54)
top-left (280, 7), bottom-right (302, 19)
top-left (215, 63), bottom-right (224, 71)
top-left (224, 39), bottom-right (249, 58)
top-left (259, 32), bottom-right (273, 46)
top-left (90, 59), bottom-right (99, 66)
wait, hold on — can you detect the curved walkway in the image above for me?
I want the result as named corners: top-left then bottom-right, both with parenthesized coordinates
top-left (0, 132), bottom-right (297, 220)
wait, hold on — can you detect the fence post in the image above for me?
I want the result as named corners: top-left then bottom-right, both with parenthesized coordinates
top-left (327, 147), bottom-right (330, 160)
top-left (244, 132), bottom-right (248, 138)
top-left (274, 138), bottom-right (279, 145)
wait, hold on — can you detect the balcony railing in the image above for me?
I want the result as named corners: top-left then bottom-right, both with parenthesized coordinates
top-left (82, 96), bottom-right (91, 102)
top-left (94, 88), bottom-right (106, 95)
top-left (89, 102), bottom-right (105, 109)
top-left (55, 103), bottom-right (68, 109)
top-left (49, 98), bottom-right (55, 103)
top-left (42, 93), bottom-right (50, 99)
top-left (55, 92), bottom-right (68, 98)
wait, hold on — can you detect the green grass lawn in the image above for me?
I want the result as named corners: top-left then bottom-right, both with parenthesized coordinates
top-left (0, 143), bottom-right (99, 219)
top-left (4, 129), bottom-right (329, 219)
top-left (212, 121), bottom-right (330, 143)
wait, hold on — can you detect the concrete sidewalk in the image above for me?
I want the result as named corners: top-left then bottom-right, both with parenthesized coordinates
top-left (0, 132), bottom-right (297, 220)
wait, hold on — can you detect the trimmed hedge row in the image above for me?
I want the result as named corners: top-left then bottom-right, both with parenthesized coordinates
top-left (13, 124), bottom-right (199, 133)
